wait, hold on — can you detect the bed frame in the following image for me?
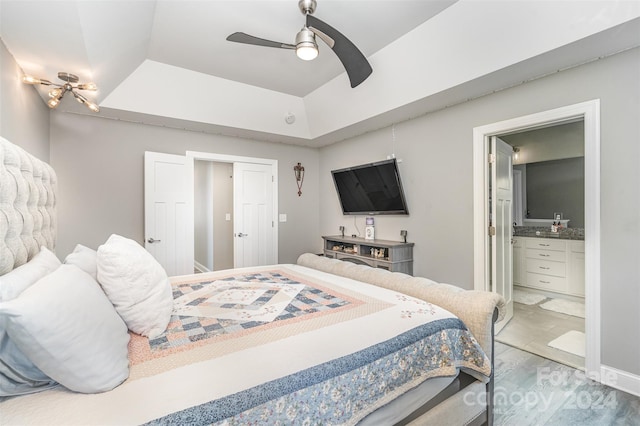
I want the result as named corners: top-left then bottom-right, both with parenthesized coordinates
top-left (0, 137), bottom-right (57, 276)
top-left (0, 137), bottom-right (502, 425)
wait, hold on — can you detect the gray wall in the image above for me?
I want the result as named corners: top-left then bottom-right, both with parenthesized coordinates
top-left (0, 38), bottom-right (49, 161)
top-left (526, 157), bottom-right (585, 228)
top-left (194, 160), bottom-right (234, 271)
top-left (502, 121), bottom-right (584, 165)
top-left (319, 47), bottom-right (640, 376)
top-left (49, 114), bottom-right (320, 265)
top-left (5, 29), bottom-right (638, 379)
top-left (194, 161), bottom-right (213, 270)
top-left (211, 162), bottom-right (233, 271)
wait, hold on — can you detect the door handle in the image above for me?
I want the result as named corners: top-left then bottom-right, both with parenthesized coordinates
top-left (147, 238), bottom-right (161, 243)
top-left (236, 233), bottom-right (248, 238)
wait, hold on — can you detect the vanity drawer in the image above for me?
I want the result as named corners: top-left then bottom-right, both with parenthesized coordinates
top-left (526, 258), bottom-right (566, 277)
top-left (526, 238), bottom-right (566, 252)
top-left (526, 272), bottom-right (567, 292)
top-left (526, 248), bottom-right (566, 262)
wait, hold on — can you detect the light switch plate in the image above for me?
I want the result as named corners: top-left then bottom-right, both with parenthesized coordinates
top-left (225, 213), bottom-right (231, 221)
top-left (279, 214), bottom-right (287, 222)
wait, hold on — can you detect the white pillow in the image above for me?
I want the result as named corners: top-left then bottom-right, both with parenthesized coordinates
top-left (64, 244), bottom-right (98, 280)
top-left (0, 247), bottom-right (61, 397)
top-left (0, 246), bottom-right (61, 302)
top-left (0, 265), bottom-right (130, 394)
top-left (97, 234), bottom-right (173, 338)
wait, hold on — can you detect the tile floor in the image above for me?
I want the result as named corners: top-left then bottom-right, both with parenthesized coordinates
top-left (493, 342), bottom-right (640, 425)
top-left (496, 298), bottom-right (585, 369)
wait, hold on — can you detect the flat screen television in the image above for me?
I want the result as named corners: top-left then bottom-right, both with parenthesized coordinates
top-left (331, 159), bottom-right (409, 215)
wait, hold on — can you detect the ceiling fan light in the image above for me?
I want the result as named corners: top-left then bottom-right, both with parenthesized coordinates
top-left (296, 43), bottom-right (318, 61)
top-left (295, 28), bottom-right (318, 61)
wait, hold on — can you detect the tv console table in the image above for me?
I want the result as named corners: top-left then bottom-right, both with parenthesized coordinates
top-left (322, 235), bottom-right (414, 275)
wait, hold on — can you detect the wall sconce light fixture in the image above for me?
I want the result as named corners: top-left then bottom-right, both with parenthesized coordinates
top-left (294, 162), bottom-right (305, 196)
top-left (513, 147), bottom-right (520, 162)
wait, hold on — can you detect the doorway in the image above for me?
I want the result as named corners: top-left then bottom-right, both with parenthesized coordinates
top-left (188, 151), bottom-right (279, 270)
top-left (194, 161), bottom-right (234, 272)
top-left (472, 100), bottom-right (601, 377)
top-left (497, 122), bottom-right (586, 369)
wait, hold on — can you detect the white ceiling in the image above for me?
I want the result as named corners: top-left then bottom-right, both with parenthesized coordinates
top-left (1, 0), bottom-right (639, 146)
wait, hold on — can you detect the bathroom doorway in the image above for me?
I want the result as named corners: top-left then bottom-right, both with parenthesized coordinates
top-left (472, 100), bottom-right (601, 375)
top-left (497, 121), bottom-right (586, 369)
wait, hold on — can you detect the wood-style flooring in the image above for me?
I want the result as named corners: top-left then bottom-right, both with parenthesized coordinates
top-left (493, 342), bottom-right (640, 425)
top-left (496, 299), bottom-right (585, 369)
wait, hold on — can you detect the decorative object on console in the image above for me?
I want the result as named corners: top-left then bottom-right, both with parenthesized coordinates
top-left (22, 72), bottom-right (99, 112)
top-left (400, 229), bottom-right (407, 243)
top-left (365, 217), bottom-right (375, 240)
top-left (339, 225), bottom-right (345, 237)
top-left (226, 0), bottom-right (372, 88)
top-left (294, 162), bottom-right (305, 196)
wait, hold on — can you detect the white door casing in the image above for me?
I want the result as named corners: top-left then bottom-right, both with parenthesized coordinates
top-left (491, 137), bottom-right (514, 333)
top-left (144, 151), bottom-right (194, 276)
top-left (186, 151), bottom-right (278, 269)
top-left (233, 162), bottom-right (275, 268)
top-left (472, 100), bottom-right (601, 379)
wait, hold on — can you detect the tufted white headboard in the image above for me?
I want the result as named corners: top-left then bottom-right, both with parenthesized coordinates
top-left (0, 137), bottom-right (57, 276)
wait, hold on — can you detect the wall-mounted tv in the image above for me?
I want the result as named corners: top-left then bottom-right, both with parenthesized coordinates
top-left (331, 158), bottom-right (409, 215)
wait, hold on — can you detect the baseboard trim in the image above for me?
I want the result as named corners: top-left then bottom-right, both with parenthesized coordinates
top-left (194, 261), bottom-right (210, 273)
top-left (600, 365), bottom-right (640, 397)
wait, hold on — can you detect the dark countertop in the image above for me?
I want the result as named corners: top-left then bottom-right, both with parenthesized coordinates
top-left (513, 226), bottom-right (585, 240)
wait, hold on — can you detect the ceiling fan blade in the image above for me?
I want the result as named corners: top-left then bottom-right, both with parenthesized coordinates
top-left (306, 15), bottom-right (372, 88)
top-left (226, 32), bottom-right (295, 50)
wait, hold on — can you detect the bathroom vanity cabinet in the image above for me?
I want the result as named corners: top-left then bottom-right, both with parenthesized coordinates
top-left (513, 236), bottom-right (584, 297)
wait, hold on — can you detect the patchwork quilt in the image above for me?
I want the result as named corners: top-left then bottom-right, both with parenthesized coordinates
top-left (1, 264), bottom-right (490, 425)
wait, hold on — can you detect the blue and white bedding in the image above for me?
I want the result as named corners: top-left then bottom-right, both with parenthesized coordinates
top-left (1, 264), bottom-right (490, 425)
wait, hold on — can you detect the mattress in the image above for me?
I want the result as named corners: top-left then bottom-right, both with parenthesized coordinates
top-left (0, 264), bottom-right (490, 425)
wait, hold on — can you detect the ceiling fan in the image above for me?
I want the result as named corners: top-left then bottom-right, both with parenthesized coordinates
top-left (226, 0), bottom-right (373, 88)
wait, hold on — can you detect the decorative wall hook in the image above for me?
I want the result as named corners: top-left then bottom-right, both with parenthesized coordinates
top-left (294, 162), bottom-right (305, 196)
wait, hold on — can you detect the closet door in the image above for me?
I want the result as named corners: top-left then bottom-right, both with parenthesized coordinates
top-left (144, 151), bottom-right (194, 276)
top-left (233, 162), bottom-right (275, 268)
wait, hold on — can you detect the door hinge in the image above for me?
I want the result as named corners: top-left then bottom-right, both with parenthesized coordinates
top-left (488, 153), bottom-right (496, 164)
top-left (488, 226), bottom-right (496, 236)
top-left (272, 221), bottom-right (274, 227)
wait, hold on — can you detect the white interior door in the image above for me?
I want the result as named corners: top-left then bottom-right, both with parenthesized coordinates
top-left (144, 151), bottom-right (194, 276)
top-left (233, 162), bottom-right (275, 268)
top-left (491, 137), bottom-right (514, 332)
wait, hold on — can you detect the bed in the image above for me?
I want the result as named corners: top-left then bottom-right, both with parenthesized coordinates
top-left (0, 137), bottom-right (504, 425)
